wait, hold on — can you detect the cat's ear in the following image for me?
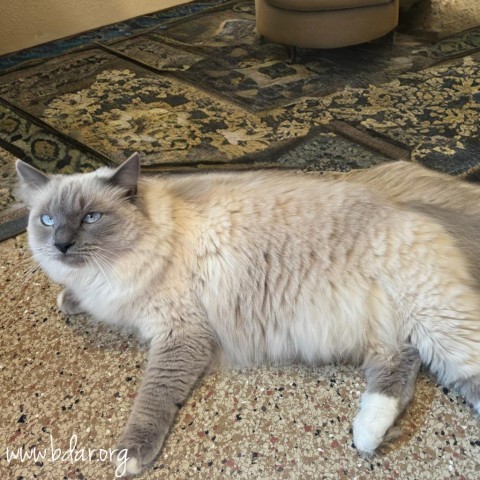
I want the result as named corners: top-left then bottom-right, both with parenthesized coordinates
top-left (16, 159), bottom-right (50, 190)
top-left (109, 152), bottom-right (140, 197)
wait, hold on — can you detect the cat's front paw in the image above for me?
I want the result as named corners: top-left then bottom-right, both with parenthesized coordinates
top-left (353, 392), bottom-right (400, 455)
top-left (57, 289), bottom-right (84, 315)
top-left (112, 446), bottom-right (145, 477)
top-left (112, 426), bottom-right (167, 477)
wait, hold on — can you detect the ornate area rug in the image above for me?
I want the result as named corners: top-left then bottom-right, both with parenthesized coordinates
top-left (0, 0), bottom-right (479, 241)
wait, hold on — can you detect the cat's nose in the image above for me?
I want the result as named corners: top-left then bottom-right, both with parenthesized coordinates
top-left (54, 241), bottom-right (75, 254)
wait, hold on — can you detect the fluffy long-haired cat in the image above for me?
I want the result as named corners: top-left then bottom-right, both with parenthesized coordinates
top-left (16, 154), bottom-right (480, 476)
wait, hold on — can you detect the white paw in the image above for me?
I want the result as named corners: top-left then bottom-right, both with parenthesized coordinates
top-left (112, 449), bottom-right (141, 477)
top-left (353, 392), bottom-right (399, 454)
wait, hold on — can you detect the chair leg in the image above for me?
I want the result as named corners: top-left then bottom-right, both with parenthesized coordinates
top-left (376, 30), bottom-right (396, 45)
top-left (287, 45), bottom-right (297, 63)
top-left (385, 30), bottom-right (396, 44)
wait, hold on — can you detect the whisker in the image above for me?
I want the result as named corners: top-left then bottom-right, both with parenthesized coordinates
top-left (91, 255), bottom-right (114, 291)
top-left (3, 250), bottom-right (51, 296)
top-left (90, 245), bottom-right (129, 267)
top-left (92, 251), bottom-right (123, 287)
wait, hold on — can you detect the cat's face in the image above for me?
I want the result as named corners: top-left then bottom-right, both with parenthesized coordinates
top-left (16, 154), bottom-right (142, 275)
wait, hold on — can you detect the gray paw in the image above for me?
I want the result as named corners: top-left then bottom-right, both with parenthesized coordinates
top-left (57, 289), bottom-right (84, 315)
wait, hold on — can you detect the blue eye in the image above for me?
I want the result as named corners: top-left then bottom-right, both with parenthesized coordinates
top-left (83, 212), bottom-right (102, 224)
top-left (40, 214), bottom-right (54, 226)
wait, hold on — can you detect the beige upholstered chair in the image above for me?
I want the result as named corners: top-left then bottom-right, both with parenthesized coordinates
top-left (255, 0), bottom-right (400, 58)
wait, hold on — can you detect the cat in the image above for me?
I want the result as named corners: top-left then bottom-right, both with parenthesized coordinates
top-left (16, 154), bottom-right (480, 477)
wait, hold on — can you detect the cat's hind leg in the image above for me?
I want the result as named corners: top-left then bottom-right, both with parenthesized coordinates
top-left (414, 316), bottom-right (480, 415)
top-left (353, 345), bottom-right (421, 455)
top-left (454, 375), bottom-right (480, 414)
top-left (410, 279), bottom-right (480, 415)
top-left (405, 218), bottom-right (480, 416)
top-left (415, 325), bottom-right (480, 416)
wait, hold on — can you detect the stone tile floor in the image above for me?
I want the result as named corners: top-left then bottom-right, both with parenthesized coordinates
top-left (2, 231), bottom-right (479, 480)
